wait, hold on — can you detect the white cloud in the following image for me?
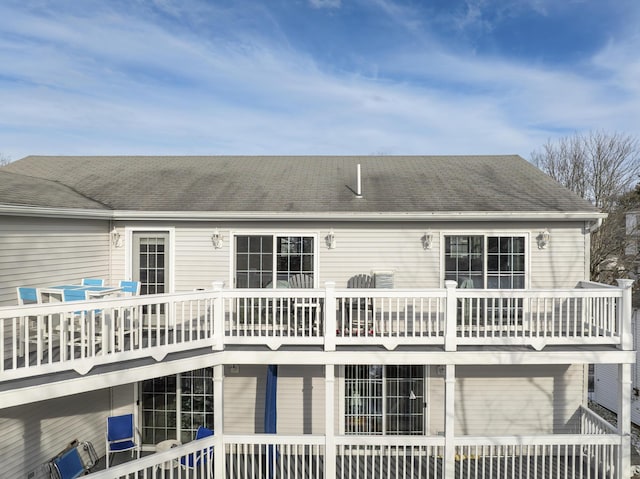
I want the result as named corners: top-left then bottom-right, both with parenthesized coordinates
top-left (0, 0), bottom-right (638, 161)
top-left (309, 0), bottom-right (341, 9)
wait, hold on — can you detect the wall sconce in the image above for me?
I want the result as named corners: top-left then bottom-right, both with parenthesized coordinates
top-left (422, 232), bottom-right (433, 250)
top-left (211, 229), bottom-right (223, 249)
top-left (111, 227), bottom-right (122, 248)
top-left (537, 229), bottom-right (550, 249)
top-left (325, 229), bottom-right (336, 249)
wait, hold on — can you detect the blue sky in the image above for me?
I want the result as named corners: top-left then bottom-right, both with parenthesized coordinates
top-left (0, 0), bottom-right (638, 160)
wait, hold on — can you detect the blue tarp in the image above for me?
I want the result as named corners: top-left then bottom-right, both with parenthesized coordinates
top-left (264, 364), bottom-right (278, 433)
top-left (265, 364), bottom-right (278, 479)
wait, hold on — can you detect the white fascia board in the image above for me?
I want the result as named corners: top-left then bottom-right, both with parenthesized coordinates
top-left (0, 348), bottom-right (632, 409)
top-left (0, 205), bottom-right (112, 219)
top-left (0, 204), bottom-right (606, 222)
top-left (111, 210), bottom-right (607, 222)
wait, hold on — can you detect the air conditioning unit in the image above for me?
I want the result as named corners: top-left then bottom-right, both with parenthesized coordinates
top-left (373, 271), bottom-right (394, 289)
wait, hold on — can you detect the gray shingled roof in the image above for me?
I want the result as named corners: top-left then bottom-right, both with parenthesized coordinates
top-left (0, 155), bottom-right (599, 214)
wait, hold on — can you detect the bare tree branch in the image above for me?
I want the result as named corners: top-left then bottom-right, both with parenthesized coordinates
top-left (531, 131), bottom-right (640, 283)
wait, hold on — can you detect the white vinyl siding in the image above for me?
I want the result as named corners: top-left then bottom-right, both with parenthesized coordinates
top-left (452, 364), bottom-right (585, 435)
top-left (223, 364), bottom-right (324, 434)
top-left (0, 389), bottom-right (110, 479)
top-left (0, 216), bottom-right (110, 305)
top-left (110, 221), bottom-right (588, 293)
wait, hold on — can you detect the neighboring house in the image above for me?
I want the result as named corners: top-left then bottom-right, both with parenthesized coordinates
top-left (0, 155), bottom-right (634, 479)
top-left (594, 210), bottom-right (640, 427)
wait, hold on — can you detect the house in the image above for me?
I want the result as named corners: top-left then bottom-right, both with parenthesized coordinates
top-left (593, 210), bottom-right (640, 428)
top-left (0, 155), bottom-right (634, 479)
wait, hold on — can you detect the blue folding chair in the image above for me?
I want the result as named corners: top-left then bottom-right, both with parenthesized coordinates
top-left (17, 287), bottom-right (40, 305)
top-left (51, 442), bottom-right (97, 479)
top-left (81, 278), bottom-right (104, 286)
top-left (106, 413), bottom-right (140, 467)
top-left (180, 426), bottom-right (214, 478)
top-left (16, 287), bottom-right (44, 356)
top-left (119, 280), bottom-right (141, 296)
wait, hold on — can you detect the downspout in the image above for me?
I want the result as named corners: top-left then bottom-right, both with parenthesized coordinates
top-left (585, 217), bottom-right (604, 281)
top-left (588, 217), bottom-right (603, 233)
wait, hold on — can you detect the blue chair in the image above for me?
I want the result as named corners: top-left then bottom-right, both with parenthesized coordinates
top-left (81, 278), bottom-right (104, 286)
top-left (51, 442), bottom-right (97, 479)
top-left (16, 287), bottom-right (43, 356)
top-left (119, 280), bottom-right (141, 296)
top-left (106, 413), bottom-right (140, 467)
top-left (62, 288), bottom-right (103, 350)
top-left (17, 287), bottom-right (40, 305)
top-left (180, 426), bottom-right (214, 478)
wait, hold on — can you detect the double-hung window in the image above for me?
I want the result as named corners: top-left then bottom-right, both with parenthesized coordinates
top-left (445, 234), bottom-right (526, 321)
top-left (444, 235), bottom-right (526, 289)
top-left (235, 235), bottom-right (315, 288)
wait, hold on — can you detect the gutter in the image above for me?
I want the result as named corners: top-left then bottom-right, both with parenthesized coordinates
top-left (0, 205), bottom-right (607, 223)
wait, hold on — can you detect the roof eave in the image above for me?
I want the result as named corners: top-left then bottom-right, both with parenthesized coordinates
top-left (0, 205), bottom-right (112, 219)
top-left (112, 210), bottom-right (607, 222)
top-left (0, 205), bottom-right (606, 222)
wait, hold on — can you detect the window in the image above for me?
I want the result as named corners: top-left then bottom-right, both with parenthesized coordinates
top-left (235, 235), bottom-right (315, 288)
top-left (344, 365), bottom-right (424, 435)
top-left (141, 368), bottom-right (214, 445)
top-left (445, 235), bottom-right (526, 289)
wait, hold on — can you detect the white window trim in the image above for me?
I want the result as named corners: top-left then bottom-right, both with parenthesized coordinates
top-left (229, 231), bottom-right (320, 288)
top-left (439, 231), bottom-right (531, 289)
top-left (125, 226), bottom-right (176, 294)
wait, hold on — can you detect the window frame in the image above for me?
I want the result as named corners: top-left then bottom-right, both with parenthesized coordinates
top-left (140, 367), bottom-right (214, 446)
top-left (440, 231), bottom-right (530, 290)
top-left (231, 232), bottom-right (319, 288)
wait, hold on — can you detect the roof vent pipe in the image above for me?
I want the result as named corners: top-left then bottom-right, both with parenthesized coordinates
top-left (356, 163), bottom-right (363, 198)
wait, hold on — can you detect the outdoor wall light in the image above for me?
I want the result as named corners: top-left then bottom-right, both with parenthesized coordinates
top-left (211, 229), bottom-right (223, 249)
top-left (422, 232), bottom-right (433, 250)
top-left (111, 227), bottom-right (122, 248)
top-left (537, 229), bottom-right (551, 249)
top-left (325, 229), bottom-right (336, 249)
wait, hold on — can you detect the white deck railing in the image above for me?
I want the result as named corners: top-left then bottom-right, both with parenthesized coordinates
top-left (81, 414), bottom-right (621, 479)
top-left (0, 281), bottom-right (631, 380)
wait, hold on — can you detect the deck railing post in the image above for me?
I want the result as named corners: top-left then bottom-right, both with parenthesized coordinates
top-left (325, 365), bottom-right (336, 479)
top-left (212, 281), bottom-right (225, 351)
top-left (616, 279), bottom-right (634, 479)
top-left (213, 364), bottom-right (225, 479)
top-left (445, 280), bottom-right (458, 352)
top-left (324, 281), bottom-right (336, 351)
top-left (616, 279), bottom-right (634, 350)
top-left (444, 364), bottom-right (456, 479)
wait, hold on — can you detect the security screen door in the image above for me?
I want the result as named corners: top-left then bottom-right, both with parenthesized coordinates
top-left (344, 365), bottom-right (425, 435)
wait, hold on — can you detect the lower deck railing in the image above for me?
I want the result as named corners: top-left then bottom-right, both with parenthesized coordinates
top-left (83, 430), bottom-right (622, 479)
top-left (0, 281), bottom-right (630, 380)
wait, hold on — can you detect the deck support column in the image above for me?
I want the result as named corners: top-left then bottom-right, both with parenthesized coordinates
top-left (618, 363), bottom-right (632, 479)
top-left (212, 281), bottom-right (224, 351)
top-left (213, 364), bottom-right (225, 479)
top-left (616, 279), bottom-right (633, 479)
top-left (325, 364), bottom-right (336, 479)
top-left (444, 364), bottom-right (456, 479)
top-left (324, 282), bottom-right (336, 351)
